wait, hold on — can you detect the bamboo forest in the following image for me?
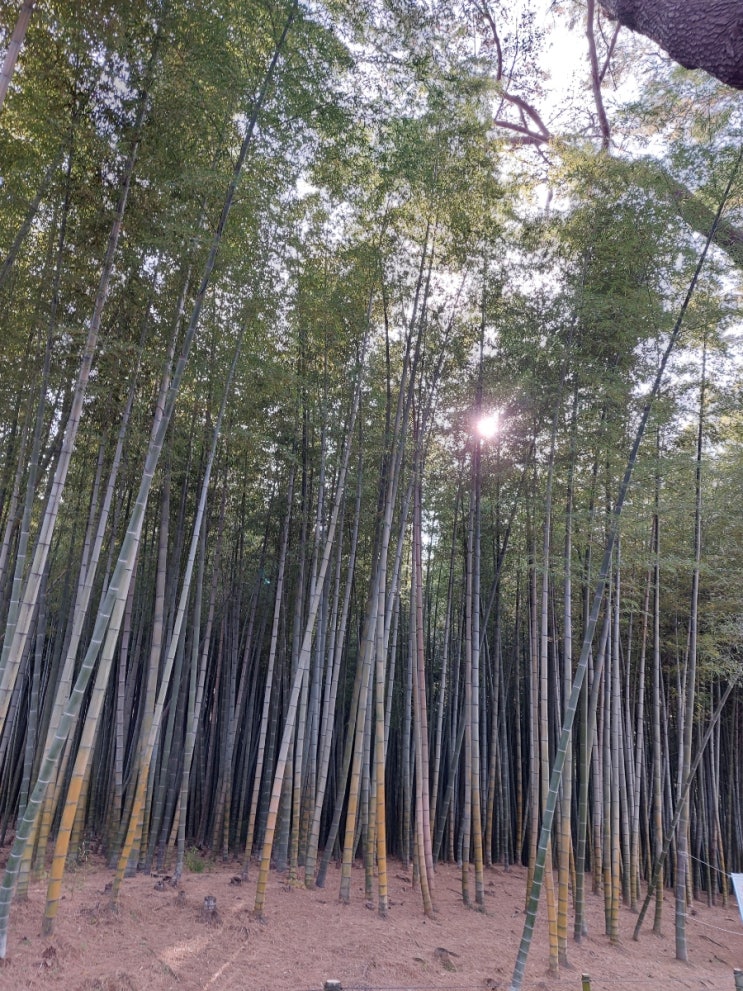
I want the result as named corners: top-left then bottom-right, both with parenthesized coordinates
top-left (0, 1), bottom-right (742, 986)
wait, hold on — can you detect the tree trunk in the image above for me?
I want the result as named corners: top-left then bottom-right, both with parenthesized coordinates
top-left (599, 0), bottom-right (743, 89)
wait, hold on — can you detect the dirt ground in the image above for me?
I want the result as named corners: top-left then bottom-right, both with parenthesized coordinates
top-left (0, 848), bottom-right (741, 991)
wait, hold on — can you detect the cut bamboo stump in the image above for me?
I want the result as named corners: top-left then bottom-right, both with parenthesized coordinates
top-left (200, 895), bottom-right (220, 925)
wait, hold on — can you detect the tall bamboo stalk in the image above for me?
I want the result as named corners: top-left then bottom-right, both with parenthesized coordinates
top-left (509, 149), bottom-right (741, 991)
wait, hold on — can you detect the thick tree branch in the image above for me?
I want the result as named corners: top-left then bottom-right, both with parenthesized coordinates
top-left (599, 0), bottom-right (743, 89)
top-left (492, 119), bottom-right (549, 146)
top-left (479, 0), bottom-right (743, 271)
top-left (473, 1), bottom-right (551, 146)
top-left (499, 91), bottom-right (551, 143)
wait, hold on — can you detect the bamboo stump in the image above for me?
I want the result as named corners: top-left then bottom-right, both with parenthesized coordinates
top-left (200, 895), bottom-right (220, 925)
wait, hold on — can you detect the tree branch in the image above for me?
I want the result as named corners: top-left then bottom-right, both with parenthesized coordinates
top-left (499, 91), bottom-right (551, 142)
top-left (586, 0), bottom-right (612, 150)
top-left (599, 0), bottom-right (743, 89)
top-left (492, 120), bottom-right (549, 146)
top-left (472, 0), bottom-right (503, 80)
top-left (599, 21), bottom-right (621, 82)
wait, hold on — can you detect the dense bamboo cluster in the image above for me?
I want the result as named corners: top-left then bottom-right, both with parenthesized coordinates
top-left (0, 0), bottom-right (741, 976)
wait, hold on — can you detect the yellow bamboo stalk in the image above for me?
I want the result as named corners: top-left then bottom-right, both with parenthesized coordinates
top-left (42, 753), bottom-right (88, 933)
top-left (254, 663), bottom-right (307, 916)
top-left (43, 624), bottom-right (126, 932)
top-left (69, 759), bottom-right (93, 857)
top-left (339, 650), bottom-right (372, 904)
top-left (112, 767), bottom-right (149, 900)
top-left (544, 849), bottom-right (559, 975)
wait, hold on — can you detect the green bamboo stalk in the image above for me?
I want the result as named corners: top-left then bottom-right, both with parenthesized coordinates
top-left (254, 327), bottom-right (368, 917)
top-left (113, 328), bottom-right (248, 899)
top-left (509, 146), bottom-right (742, 991)
top-left (0, 2), bottom-right (298, 952)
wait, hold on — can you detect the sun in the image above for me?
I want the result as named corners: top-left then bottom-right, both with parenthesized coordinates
top-left (476, 411), bottom-right (499, 440)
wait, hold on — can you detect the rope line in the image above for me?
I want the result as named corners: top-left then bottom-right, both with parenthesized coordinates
top-left (683, 910), bottom-right (743, 938)
top-left (689, 852), bottom-right (732, 877)
top-left (310, 983), bottom-right (737, 991)
top-left (328, 979), bottom-right (738, 991)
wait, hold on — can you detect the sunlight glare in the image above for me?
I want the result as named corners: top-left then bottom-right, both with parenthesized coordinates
top-left (476, 411), bottom-right (499, 440)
